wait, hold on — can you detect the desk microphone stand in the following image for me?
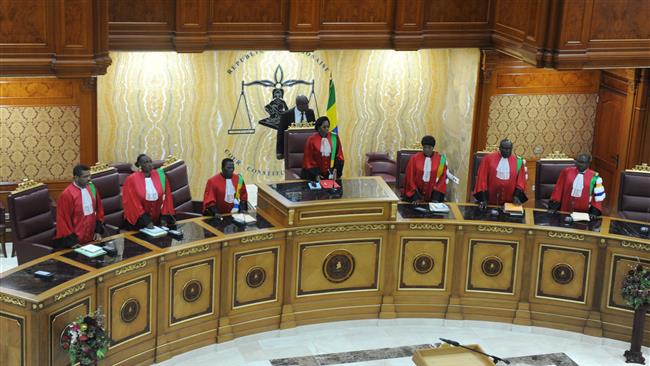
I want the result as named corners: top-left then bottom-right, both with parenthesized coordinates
top-left (439, 338), bottom-right (510, 364)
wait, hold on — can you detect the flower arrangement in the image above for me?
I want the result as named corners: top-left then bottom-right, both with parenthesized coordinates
top-left (60, 309), bottom-right (110, 365)
top-left (622, 264), bottom-right (650, 309)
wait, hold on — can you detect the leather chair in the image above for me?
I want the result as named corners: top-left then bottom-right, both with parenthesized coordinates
top-left (110, 160), bottom-right (164, 186)
top-left (0, 201), bottom-right (9, 257)
top-left (365, 152), bottom-right (396, 186)
top-left (110, 162), bottom-right (133, 186)
top-left (535, 156), bottom-right (574, 209)
top-left (284, 128), bottom-right (314, 180)
top-left (90, 164), bottom-right (123, 231)
top-left (396, 149), bottom-right (418, 190)
top-left (468, 151), bottom-right (491, 202)
top-left (162, 158), bottom-right (203, 217)
top-left (7, 181), bottom-right (55, 264)
top-left (618, 164), bottom-right (650, 221)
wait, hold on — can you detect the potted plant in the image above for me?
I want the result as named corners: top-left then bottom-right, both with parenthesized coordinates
top-left (622, 264), bottom-right (650, 364)
top-left (60, 309), bottom-right (111, 366)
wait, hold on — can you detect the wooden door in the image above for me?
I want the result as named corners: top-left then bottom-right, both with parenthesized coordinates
top-left (591, 82), bottom-right (629, 213)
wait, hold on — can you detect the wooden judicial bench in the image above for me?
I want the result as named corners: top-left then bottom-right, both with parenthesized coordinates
top-left (1, 176), bottom-right (649, 366)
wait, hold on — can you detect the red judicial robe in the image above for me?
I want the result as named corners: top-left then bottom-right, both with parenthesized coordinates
top-left (473, 151), bottom-right (527, 205)
top-left (303, 132), bottom-right (344, 178)
top-left (122, 171), bottom-right (175, 226)
top-left (549, 167), bottom-right (605, 213)
top-left (55, 183), bottom-right (105, 244)
top-left (403, 151), bottom-right (447, 201)
top-left (202, 173), bottom-right (248, 214)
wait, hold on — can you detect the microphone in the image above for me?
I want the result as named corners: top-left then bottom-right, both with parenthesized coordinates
top-left (438, 338), bottom-right (511, 364)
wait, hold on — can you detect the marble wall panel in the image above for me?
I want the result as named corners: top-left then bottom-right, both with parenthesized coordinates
top-left (97, 49), bottom-right (479, 201)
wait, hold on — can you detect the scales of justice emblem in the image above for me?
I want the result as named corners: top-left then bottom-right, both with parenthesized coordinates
top-left (228, 65), bottom-right (321, 134)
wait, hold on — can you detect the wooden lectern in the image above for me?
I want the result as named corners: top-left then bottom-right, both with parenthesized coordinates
top-left (412, 344), bottom-right (495, 366)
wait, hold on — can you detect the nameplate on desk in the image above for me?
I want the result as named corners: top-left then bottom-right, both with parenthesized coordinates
top-left (115, 260), bottom-right (148, 276)
top-left (477, 225), bottom-right (513, 234)
top-left (548, 231), bottom-right (584, 241)
top-left (55, 283), bottom-right (86, 302)
top-left (177, 244), bottom-right (210, 257)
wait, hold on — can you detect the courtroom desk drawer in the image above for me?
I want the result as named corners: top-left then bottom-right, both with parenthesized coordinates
top-left (97, 258), bottom-right (158, 366)
top-left (156, 250), bottom-right (220, 354)
top-left (221, 239), bottom-right (284, 313)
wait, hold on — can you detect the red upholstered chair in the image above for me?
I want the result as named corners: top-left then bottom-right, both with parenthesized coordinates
top-left (396, 149), bottom-right (419, 190)
top-left (90, 164), bottom-right (123, 231)
top-left (7, 181), bottom-right (56, 264)
top-left (618, 164), bottom-right (650, 221)
top-left (365, 152), bottom-right (396, 186)
top-left (162, 157), bottom-right (203, 218)
top-left (535, 153), bottom-right (575, 209)
top-left (284, 128), bottom-right (315, 180)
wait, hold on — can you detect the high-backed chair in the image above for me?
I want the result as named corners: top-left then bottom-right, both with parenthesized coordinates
top-left (365, 152), bottom-right (397, 186)
top-left (618, 163), bottom-right (650, 221)
top-left (396, 147), bottom-right (419, 190)
top-left (535, 152), bottom-right (574, 209)
top-left (468, 146), bottom-right (500, 201)
top-left (90, 163), bottom-right (123, 230)
top-left (7, 180), bottom-right (56, 264)
top-left (284, 127), bottom-right (314, 180)
top-left (0, 201), bottom-right (9, 257)
top-left (110, 160), bottom-right (164, 186)
top-left (110, 162), bottom-right (133, 186)
top-left (162, 156), bottom-right (202, 217)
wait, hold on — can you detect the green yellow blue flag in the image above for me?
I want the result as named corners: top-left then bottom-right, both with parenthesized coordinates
top-left (326, 78), bottom-right (338, 134)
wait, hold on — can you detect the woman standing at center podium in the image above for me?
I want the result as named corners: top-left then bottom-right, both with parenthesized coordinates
top-left (301, 116), bottom-right (345, 181)
top-left (122, 153), bottom-right (176, 229)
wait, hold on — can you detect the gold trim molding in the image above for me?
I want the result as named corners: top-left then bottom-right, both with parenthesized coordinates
top-left (162, 154), bottom-right (181, 169)
top-left (54, 283), bottom-right (86, 302)
top-left (477, 225), bottom-right (513, 234)
top-left (548, 231), bottom-right (584, 241)
top-left (626, 163), bottom-right (650, 173)
top-left (621, 241), bottom-right (650, 252)
top-left (409, 223), bottom-right (444, 231)
top-left (541, 151), bottom-right (571, 160)
top-left (115, 260), bottom-right (148, 276)
top-left (177, 244), bottom-right (210, 257)
top-left (288, 121), bottom-right (315, 129)
top-left (477, 144), bottom-right (499, 154)
top-left (10, 179), bottom-right (45, 194)
top-left (0, 294), bottom-right (26, 307)
top-left (295, 224), bottom-right (387, 236)
top-left (90, 162), bottom-right (114, 174)
top-left (401, 142), bottom-right (421, 151)
top-left (241, 233), bottom-right (274, 243)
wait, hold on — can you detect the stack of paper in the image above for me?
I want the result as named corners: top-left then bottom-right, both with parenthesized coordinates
top-left (504, 202), bottom-right (524, 216)
top-left (571, 212), bottom-right (590, 222)
top-left (74, 244), bottom-right (107, 258)
top-left (139, 226), bottom-right (168, 238)
top-left (429, 202), bottom-right (450, 213)
top-left (233, 213), bottom-right (257, 225)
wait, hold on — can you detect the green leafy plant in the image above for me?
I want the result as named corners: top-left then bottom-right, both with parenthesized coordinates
top-left (60, 308), bottom-right (110, 365)
top-left (622, 264), bottom-right (650, 310)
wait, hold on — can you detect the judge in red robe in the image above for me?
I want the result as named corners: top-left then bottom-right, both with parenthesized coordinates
top-left (301, 116), bottom-right (344, 181)
top-left (403, 135), bottom-right (447, 202)
top-left (203, 158), bottom-right (249, 216)
top-left (473, 139), bottom-right (528, 207)
top-left (54, 164), bottom-right (105, 249)
top-left (548, 153), bottom-right (605, 217)
top-left (122, 154), bottom-right (176, 229)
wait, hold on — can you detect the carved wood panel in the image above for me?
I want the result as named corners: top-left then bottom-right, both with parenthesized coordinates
top-left (0, 312), bottom-right (24, 366)
top-left (0, 0), bottom-right (52, 48)
top-left (321, 0), bottom-right (392, 24)
top-left (108, 0), bottom-right (175, 50)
